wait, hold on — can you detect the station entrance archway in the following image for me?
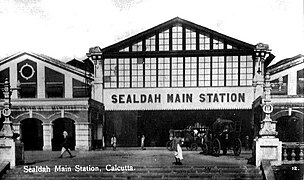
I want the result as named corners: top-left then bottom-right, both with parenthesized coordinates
top-left (21, 118), bottom-right (43, 150)
top-left (52, 118), bottom-right (75, 151)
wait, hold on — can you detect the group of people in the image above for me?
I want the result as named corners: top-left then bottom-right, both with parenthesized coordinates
top-left (110, 134), bottom-right (146, 151)
top-left (58, 131), bottom-right (183, 166)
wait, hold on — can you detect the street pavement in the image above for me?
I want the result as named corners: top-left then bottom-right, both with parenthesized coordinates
top-left (2, 147), bottom-right (263, 180)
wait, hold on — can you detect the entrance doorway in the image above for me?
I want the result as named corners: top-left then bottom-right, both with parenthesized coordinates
top-left (52, 118), bottom-right (75, 151)
top-left (277, 116), bottom-right (303, 142)
top-left (21, 118), bottom-right (43, 150)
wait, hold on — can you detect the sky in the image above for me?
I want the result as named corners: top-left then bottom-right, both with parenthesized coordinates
top-left (0, 0), bottom-right (303, 64)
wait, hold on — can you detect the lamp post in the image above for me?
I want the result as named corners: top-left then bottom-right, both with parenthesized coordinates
top-left (1, 78), bottom-right (20, 138)
top-left (252, 43), bottom-right (283, 166)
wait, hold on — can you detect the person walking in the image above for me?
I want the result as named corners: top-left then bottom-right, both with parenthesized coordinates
top-left (172, 133), bottom-right (183, 165)
top-left (141, 135), bottom-right (146, 150)
top-left (110, 134), bottom-right (117, 151)
top-left (59, 131), bottom-right (73, 158)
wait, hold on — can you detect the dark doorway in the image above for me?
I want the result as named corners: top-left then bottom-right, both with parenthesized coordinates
top-left (52, 118), bottom-right (75, 151)
top-left (21, 118), bottom-right (43, 150)
top-left (277, 116), bottom-right (303, 142)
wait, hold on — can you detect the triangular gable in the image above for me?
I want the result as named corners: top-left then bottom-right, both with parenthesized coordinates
top-left (101, 17), bottom-right (255, 53)
top-left (0, 51), bottom-right (93, 79)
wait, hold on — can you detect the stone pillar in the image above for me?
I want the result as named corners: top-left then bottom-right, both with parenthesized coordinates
top-left (75, 122), bottom-right (91, 151)
top-left (42, 123), bottom-right (52, 150)
top-left (87, 46), bottom-right (104, 103)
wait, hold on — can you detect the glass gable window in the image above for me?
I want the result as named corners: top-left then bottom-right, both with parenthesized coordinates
top-left (186, 28), bottom-right (196, 50)
top-left (45, 67), bottom-right (64, 98)
top-left (185, 57), bottom-right (197, 87)
top-left (297, 68), bottom-right (304, 95)
top-left (159, 29), bottom-right (169, 51)
top-left (18, 60), bottom-right (37, 98)
top-left (73, 79), bottom-right (90, 98)
top-left (212, 56), bottom-right (225, 86)
top-left (158, 57), bottom-right (170, 87)
top-left (131, 58), bottom-right (144, 88)
top-left (213, 38), bottom-right (224, 49)
top-left (199, 33), bottom-right (210, 50)
top-left (104, 58), bottom-right (118, 88)
top-left (144, 58), bottom-right (157, 87)
top-left (198, 57), bottom-right (211, 86)
top-left (145, 36), bottom-right (156, 51)
top-left (119, 47), bottom-right (129, 52)
top-left (172, 57), bottom-right (184, 87)
top-left (0, 68), bottom-right (9, 99)
top-left (132, 41), bottom-right (142, 52)
top-left (226, 56), bottom-right (239, 86)
top-left (118, 58), bottom-right (129, 88)
top-left (172, 25), bottom-right (183, 51)
top-left (240, 56), bottom-right (253, 86)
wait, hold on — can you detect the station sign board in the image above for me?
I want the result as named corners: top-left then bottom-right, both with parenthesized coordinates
top-left (104, 87), bottom-right (254, 111)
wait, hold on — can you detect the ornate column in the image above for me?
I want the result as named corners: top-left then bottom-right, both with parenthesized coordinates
top-left (0, 78), bottom-right (24, 168)
top-left (253, 43), bottom-right (282, 167)
top-left (86, 46), bottom-right (104, 103)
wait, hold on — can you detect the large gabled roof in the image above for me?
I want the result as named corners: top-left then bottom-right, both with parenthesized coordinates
top-left (100, 17), bottom-right (255, 53)
top-left (267, 54), bottom-right (304, 75)
top-left (0, 51), bottom-right (93, 79)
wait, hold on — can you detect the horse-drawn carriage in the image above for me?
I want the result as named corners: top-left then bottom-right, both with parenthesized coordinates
top-left (166, 125), bottom-right (208, 151)
top-left (201, 118), bottom-right (242, 156)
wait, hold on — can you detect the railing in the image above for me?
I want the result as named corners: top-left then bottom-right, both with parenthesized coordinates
top-left (282, 142), bottom-right (304, 164)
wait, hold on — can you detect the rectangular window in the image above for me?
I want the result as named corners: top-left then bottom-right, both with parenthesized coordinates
top-left (144, 58), bottom-right (157, 87)
top-left (185, 29), bottom-right (196, 50)
top-left (240, 56), bottom-right (253, 86)
top-left (159, 29), bottom-right (170, 51)
top-left (185, 57), bottom-right (197, 87)
top-left (198, 57), bottom-right (211, 86)
top-left (271, 75), bottom-right (288, 95)
top-left (104, 58), bottom-right (117, 88)
top-left (297, 68), bottom-right (304, 95)
top-left (131, 58), bottom-right (144, 88)
top-left (158, 57), bottom-right (170, 87)
top-left (145, 36), bottom-right (156, 51)
top-left (226, 56), bottom-right (239, 86)
top-left (212, 56), bottom-right (225, 86)
top-left (172, 57), bottom-right (184, 87)
top-left (199, 34), bottom-right (210, 50)
top-left (118, 58), bottom-right (130, 88)
top-left (45, 67), bottom-right (64, 98)
top-left (172, 25), bottom-right (183, 51)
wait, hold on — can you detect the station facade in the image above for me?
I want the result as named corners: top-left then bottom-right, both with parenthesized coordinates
top-left (0, 52), bottom-right (104, 151)
top-left (87, 17), bottom-right (260, 147)
top-left (253, 54), bottom-right (304, 142)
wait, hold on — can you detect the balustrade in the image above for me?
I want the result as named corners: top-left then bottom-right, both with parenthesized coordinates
top-left (282, 142), bottom-right (304, 164)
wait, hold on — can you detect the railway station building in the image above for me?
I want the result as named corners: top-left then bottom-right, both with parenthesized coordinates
top-left (87, 17), bottom-right (261, 147)
top-left (253, 54), bottom-right (304, 142)
top-left (0, 52), bottom-right (104, 151)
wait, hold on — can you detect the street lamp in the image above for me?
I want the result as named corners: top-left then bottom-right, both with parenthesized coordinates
top-left (0, 78), bottom-right (20, 138)
top-left (252, 43), bottom-right (283, 166)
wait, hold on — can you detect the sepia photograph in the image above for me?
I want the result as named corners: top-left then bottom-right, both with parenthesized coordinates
top-left (0, 0), bottom-right (303, 179)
